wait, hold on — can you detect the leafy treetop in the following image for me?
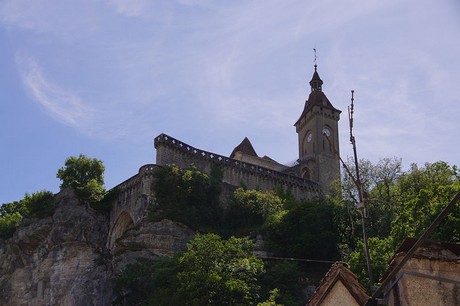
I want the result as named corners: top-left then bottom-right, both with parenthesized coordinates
top-left (56, 154), bottom-right (105, 203)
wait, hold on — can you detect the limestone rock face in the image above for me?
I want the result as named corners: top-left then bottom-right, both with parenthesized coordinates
top-left (112, 219), bottom-right (195, 273)
top-left (0, 189), bottom-right (196, 306)
top-left (0, 189), bottom-right (112, 306)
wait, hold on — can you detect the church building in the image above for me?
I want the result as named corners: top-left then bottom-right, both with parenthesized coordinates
top-left (154, 65), bottom-right (341, 198)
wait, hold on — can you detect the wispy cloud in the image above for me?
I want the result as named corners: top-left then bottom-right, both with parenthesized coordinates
top-left (16, 55), bottom-right (95, 131)
top-left (106, 0), bottom-right (151, 17)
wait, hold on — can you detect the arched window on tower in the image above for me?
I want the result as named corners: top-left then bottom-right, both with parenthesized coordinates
top-left (322, 125), bottom-right (333, 153)
top-left (303, 131), bottom-right (314, 155)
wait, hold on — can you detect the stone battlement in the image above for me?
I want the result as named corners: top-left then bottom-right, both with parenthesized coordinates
top-left (154, 133), bottom-right (322, 200)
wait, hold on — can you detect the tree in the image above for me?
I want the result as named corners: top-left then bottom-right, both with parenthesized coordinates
top-left (225, 188), bottom-right (285, 232)
top-left (337, 159), bottom-right (460, 286)
top-left (349, 237), bottom-right (393, 289)
top-left (389, 161), bottom-right (460, 247)
top-left (338, 157), bottom-right (402, 243)
top-left (56, 154), bottom-right (105, 203)
top-left (150, 164), bottom-right (223, 230)
top-left (113, 257), bottom-right (184, 306)
top-left (178, 233), bottom-right (265, 306)
top-left (259, 261), bottom-right (304, 306)
top-left (257, 289), bottom-right (283, 306)
top-left (265, 199), bottom-right (339, 261)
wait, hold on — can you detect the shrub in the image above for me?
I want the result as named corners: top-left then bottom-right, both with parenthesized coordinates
top-left (23, 190), bottom-right (55, 218)
top-left (0, 212), bottom-right (22, 239)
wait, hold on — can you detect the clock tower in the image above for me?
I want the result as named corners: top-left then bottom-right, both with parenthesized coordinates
top-left (294, 65), bottom-right (341, 192)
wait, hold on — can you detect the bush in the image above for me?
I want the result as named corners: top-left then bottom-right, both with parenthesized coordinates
top-left (0, 212), bottom-right (22, 239)
top-left (0, 190), bottom-right (55, 239)
top-left (23, 191), bottom-right (55, 218)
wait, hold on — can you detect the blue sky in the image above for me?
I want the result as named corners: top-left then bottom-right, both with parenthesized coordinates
top-left (1, 0), bottom-right (459, 204)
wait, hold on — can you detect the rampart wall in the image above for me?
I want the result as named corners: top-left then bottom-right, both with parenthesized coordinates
top-left (107, 164), bottom-right (158, 248)
top-left (107, 134), bottom-right (323, 248)
top-left (154, 133), bottom-right (322, 200)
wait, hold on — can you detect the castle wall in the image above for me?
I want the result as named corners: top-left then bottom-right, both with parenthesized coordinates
top-left (107, 134), bottom-right (323, 249)
top-left (107, 164), bottom-right (158, 248)
top-left (154, 134), bottom-right (322, 200)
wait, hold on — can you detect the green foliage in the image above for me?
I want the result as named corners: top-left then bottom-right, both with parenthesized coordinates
top-left (113, 234), bottom-right (268, 306)
top-left (0, 212), bottom-right (23, 239)
top-left (22, 190), bottom-right (55, 218)
top-left (265, 199), bottom-right (339, 261)
top-left (349, 237), bottom-right (393, 289)
top-left (0, 200), bottom-right (27, 217)
top-left (0, 190), bottom-right (55, 239)
top-left (257, 289), bottom-right (283, 306)
top-left (337, 159), bottom-right (460, 287)
top-left (389, 161), bottom-right (460, 246)
top-left (178, 233), bottom-right (265, 306)
top-left (113, 257), bottom-right (183, 306)
top-left (149, 164), bottom-right (223, 230)
top-left (234, 188), bottom-right (284, 219)
top-left (226, 188), bottom-right (285, 231)
top-left (338, 157), bottom-right (402, 246)
top-left (94, 187), bottom-right (119, 213)
top-left (259, 261), bottom-right (304, 306)
top-left (56, 154), bottom-right (106, 204)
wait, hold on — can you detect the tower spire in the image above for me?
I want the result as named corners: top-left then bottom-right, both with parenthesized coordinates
top-left (310, 49), bottom-right (323, 92)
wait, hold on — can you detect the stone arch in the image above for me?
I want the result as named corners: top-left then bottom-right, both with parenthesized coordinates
top-left (301, 167), bottom-right (311, 180)
top-left (109, 211), bottom-right (134, 249)
top-left (301, 159), bottom-right (316, 181)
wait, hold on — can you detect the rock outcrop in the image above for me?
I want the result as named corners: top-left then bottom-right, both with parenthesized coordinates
top-left (0, 189), bottom-right (194, 306)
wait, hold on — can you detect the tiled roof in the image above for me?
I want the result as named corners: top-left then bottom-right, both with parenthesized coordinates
top-left (380, 238), bottom-right (460, 282)
top-left (307, 262), bottom-right (369, 306)
top-left (230, 137), bottom-right (258, 158)
top-left (294, 69), bottom-right (341, 127)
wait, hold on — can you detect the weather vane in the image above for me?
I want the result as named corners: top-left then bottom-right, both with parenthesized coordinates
top-left (313, 48), bottom-right (318, 70)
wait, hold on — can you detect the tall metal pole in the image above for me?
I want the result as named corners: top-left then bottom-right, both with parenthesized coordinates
top-left (348, 90), bottom-right (374, 289)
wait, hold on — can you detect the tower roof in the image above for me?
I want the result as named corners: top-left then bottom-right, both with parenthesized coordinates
top-left (294, 67), bottom-right (341, 127)
top-left (230, 137), bottom-right (258, 158)
top-left (309, 65), bottom-right (323, 91)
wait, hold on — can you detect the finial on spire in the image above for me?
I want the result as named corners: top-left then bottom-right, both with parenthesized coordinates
top-left (313, 48), bottom-right (318, 71)
top-left (309, 48), bottom-right (323, 92)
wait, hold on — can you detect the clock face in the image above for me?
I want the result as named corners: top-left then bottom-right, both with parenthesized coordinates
top-left (307, 133), bottom-right (313, 143)
top-left (322, 127), bottom-right (331, 137)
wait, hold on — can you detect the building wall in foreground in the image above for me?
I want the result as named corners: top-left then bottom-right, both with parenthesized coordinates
top-left (320, 280), bottom-right (361, 306)
top-left (386, 256), bottom-right (460, 306)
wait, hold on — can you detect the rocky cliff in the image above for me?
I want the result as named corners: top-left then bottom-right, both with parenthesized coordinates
top-left (0, 189), bottom-right (194, 306)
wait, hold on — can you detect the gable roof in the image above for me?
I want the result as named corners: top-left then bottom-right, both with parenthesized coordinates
top-left (307, 262), bottom-right (369, 306)
top-left (230, 137), bottom-right (258, 158)
top-left (395, 237), bottom-right (460, 258)
top-left (380, 238), bottom-right (460, 281)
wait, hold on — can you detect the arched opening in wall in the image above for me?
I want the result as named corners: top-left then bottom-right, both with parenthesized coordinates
top-left (109, 211), bottom-right (134, 249)
top-left (302, 167), bottom-right (311, 180)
